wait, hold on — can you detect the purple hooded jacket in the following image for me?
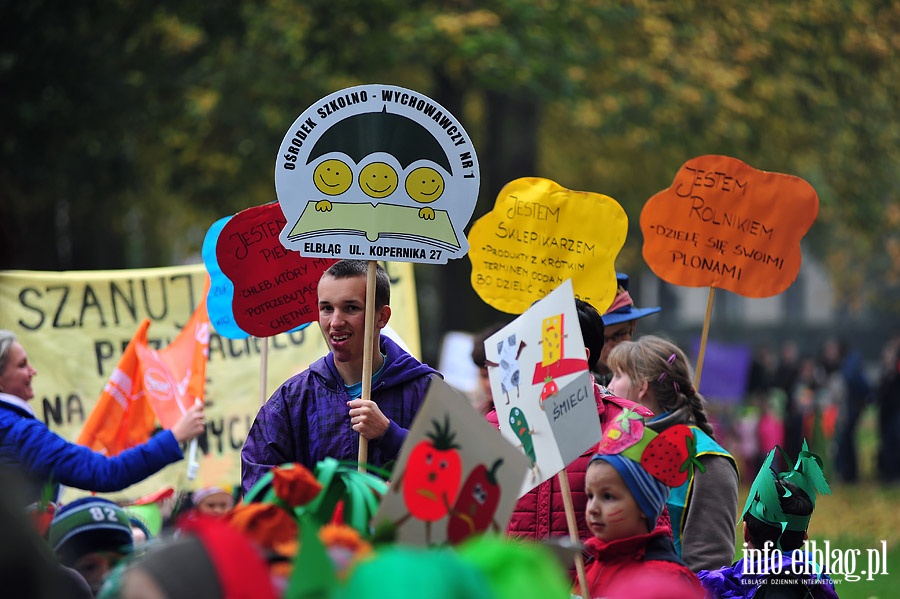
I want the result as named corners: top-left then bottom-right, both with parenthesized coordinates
top-left (240, 335), bottom-right (439, 495)
top-left (698, 553), bottom-right (839, 599)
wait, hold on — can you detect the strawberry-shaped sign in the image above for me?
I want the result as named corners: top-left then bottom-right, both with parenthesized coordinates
top-left (614, 407), bottom-right (644, 435)
top-left (597, 407), bottom-right (650, 454)
top-left (640, 424), bottom-right (699, 487)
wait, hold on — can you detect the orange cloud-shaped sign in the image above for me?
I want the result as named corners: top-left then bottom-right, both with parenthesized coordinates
top-left (641, 155), bottom-right (818, 298)
top-left (468, 177), bottom-right (627, 314)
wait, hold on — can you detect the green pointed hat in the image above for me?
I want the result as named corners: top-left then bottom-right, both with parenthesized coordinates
top-left (741, 439), bottom-right (831, 547)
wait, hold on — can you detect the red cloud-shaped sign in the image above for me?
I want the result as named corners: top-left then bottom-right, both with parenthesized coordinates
top-left (640, 155), bottom-right (818, 298)
top-left (217, 203), bottom-right (335, 337)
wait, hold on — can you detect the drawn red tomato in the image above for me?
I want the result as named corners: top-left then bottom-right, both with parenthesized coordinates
top-left (540, 376), bottom-right (559, 400)
top-left (447, 458), bottom-right (504, 544)
top-left (402, 415), bottom-right (463, 521)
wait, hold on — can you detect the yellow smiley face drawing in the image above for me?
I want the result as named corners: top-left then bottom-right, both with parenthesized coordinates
top-left (405, 167), bottom-right (445, 204)
top-left (359, 162), bottom-right (398, 198)
top-left (313, 159), bottom-right (353, 196)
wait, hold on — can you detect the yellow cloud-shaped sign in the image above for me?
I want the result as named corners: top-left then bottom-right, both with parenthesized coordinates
top-left (640, 155), bottom-right (819, 298)
top-left (468, 177), bottom-right (627, 314)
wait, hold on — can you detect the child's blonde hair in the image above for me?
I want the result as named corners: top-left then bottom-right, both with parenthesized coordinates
top-left (607, 335), bottom-right (715, 437)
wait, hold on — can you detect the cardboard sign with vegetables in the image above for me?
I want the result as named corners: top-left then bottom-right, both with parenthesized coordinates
top-left (640, 155), bottom-right (819, 298)
top-left (373, 378), bottom-right (529, 546)
top-left (485, 279), bottom-right (601, 497)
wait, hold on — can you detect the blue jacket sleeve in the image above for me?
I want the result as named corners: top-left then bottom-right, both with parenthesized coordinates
top-left (11, 417), bottom-right (183, 493)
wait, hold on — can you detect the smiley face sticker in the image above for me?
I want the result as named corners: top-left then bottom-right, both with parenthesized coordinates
top-left (313, 159), bottom-right (353, 196)
top-left (359, 162), bottom-right (399, 198)
top-left (405, 166), bottom-right (446, 221)
top-left (406, 166), bottom-right (445, 204)
top-left (275, 84), bottom-right (480, 264)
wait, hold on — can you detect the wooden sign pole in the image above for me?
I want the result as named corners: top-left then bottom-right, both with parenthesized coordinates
top-left (358, 260), bottom-right (378, 471)
top-left (558, 471), bottom-right (589, 598)
top-left (693, 287), bottom-right (715, 390)
top-left (259, 336), bottom-right (269, 407)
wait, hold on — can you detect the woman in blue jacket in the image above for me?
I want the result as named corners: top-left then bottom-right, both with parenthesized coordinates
top-left (0, 330), bottom-right (206, 504)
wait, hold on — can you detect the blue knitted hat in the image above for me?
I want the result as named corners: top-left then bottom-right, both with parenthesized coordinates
top-left (591, 453), bottom-right (670, 527)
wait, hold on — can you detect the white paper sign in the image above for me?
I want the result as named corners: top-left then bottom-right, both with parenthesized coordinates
top-left (485, 279), bottom-right (602, 497)
top-left (275, 84), bottom-right (480, 264)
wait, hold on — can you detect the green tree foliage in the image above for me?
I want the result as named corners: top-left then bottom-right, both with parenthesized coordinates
top-left (542, 1), bottom-right (900, 317)
top-left (3, 1), bottom-right (899, 328)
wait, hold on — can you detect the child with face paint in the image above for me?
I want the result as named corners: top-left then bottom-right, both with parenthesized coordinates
top-left (576, 423), bottom-right (704, 599)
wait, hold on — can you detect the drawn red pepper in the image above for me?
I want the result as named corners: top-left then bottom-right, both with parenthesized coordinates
top-left (446, 458), bottom-right (504, 544)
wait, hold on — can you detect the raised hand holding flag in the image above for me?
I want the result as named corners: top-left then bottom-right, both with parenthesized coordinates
top-left (77, 286), bottom-right (211, 463)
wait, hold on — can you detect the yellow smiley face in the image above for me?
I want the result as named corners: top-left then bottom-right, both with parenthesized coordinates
top-left (313, 159), bottom-right (353, 196)
top-left (358, 162), bottom-right (399, 199)
top-left (405, 167), bottom-right (445, 204)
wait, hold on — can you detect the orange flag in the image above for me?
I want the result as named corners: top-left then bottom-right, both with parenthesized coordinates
top-left (76, 319), bottom-right (158, 455)
top-left (137, 296), bottom-right (211, 429)
top-left (77, 288), bottom-right (211, 456)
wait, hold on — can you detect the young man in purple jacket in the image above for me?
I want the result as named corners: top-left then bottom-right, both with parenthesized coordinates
top-left (240, 260), bottom-right (439, 496)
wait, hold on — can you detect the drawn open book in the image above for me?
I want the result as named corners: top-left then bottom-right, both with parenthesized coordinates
top-left (286, 201), bottom-right (461, 251)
